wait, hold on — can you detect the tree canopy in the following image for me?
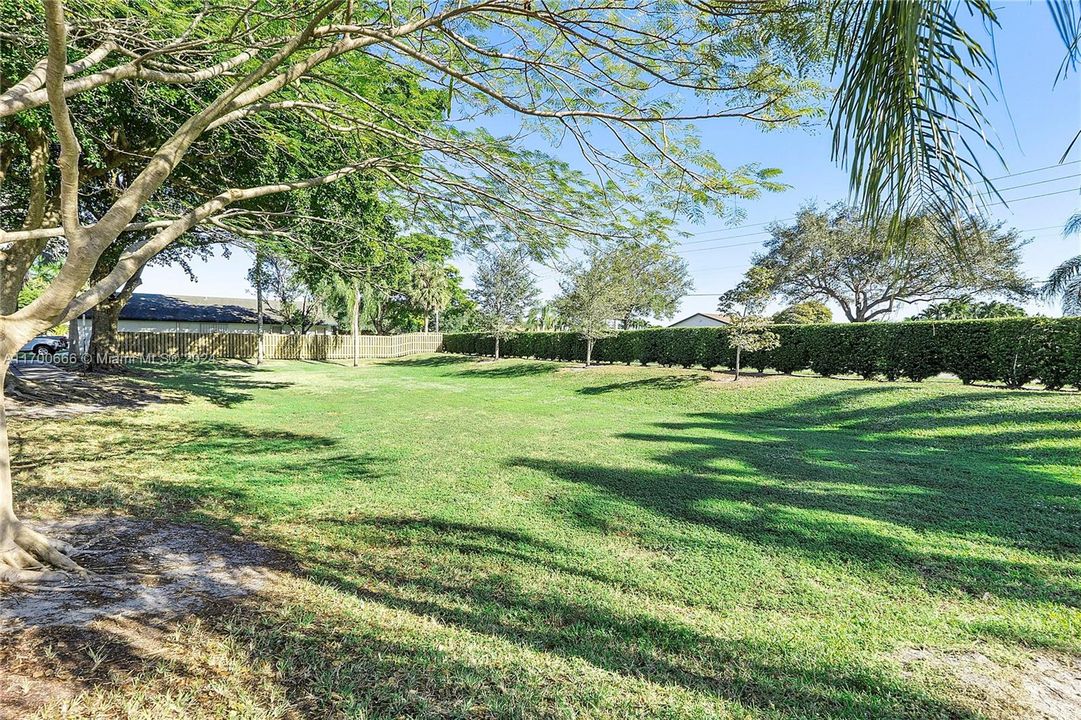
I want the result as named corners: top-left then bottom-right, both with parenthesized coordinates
top-left (471, 246), bottom-right (539, 360)
top-left (731, 204), bottom-right (1031, 322)
top-left (772, 301), bottom-right (832, 324)
top-left (909, 298), bottom-right (1026, 321)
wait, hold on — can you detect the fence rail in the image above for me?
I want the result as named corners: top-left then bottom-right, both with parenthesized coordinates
top-left (114, 331), bottom-right (442, 361)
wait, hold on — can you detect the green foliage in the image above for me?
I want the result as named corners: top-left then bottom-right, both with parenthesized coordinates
top-left (595, 239), bottom-right (693, 328)
top-left (828, 0), bottom-right (1000, 233)
top-left (409, 260), bottom-right (453, 330)
top-left (726, 314), bottom-right (780, 377)
top-left (444, 318), bottom-right (1081, 389)
top-left (737, 204), bottom-right (1030, 322)
top-left (554, 258), bottom-right (622, 364)
top-left (471, 247), bottom-right (540, 347)
top-left (1041, 213), bottom-right (1081, 316)
top-left (16, 259), bottom-right (61, 308)
top-left (910, 298), bottom-right (1026, 320)
top-left (772, 301), bottom-right (832, 324)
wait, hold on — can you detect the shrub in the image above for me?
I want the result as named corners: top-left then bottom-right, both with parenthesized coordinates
top-left (442, 317), bottom-right (1081, 389)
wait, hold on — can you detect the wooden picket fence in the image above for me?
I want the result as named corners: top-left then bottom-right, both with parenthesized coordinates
top-left (114, 331), bottom-right (443, 361)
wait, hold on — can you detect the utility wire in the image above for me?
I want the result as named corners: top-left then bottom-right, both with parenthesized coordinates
top-left (674, 191), bottom-right (1081, 257)
top-left (681, 161), bottom-right (1081, 241)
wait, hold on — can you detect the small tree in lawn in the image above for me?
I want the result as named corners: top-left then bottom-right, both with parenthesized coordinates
top-left (554, 262), bottom-right (623, 366)
top-left (725, 315), bottom-right (779, 381)
top-left (472, 247), bottom-right (539, 360)
top-left (719, 266), bottom-right (779, 381)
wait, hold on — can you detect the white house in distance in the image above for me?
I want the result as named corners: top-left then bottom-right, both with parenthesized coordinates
top-left (70, 293), bottom-right (335, 350)
top-left (668, 312), bottom-right (731, 328)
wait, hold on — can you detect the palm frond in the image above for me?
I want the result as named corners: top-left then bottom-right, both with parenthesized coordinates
top-left (1062, 277), bottom-right (1081, 316)
top-left (1049, 0), bottom-right (1081, 80)
top-left (1042, 254), bottom-right (1081, 299)
top-left (1064, 212), bottom-right (1081, 238)
top-left (829, 0), bottom-right (1001, 241)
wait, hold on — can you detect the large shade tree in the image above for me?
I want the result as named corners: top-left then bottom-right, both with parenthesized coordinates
top-left (0, 0), bottom-right (829, 578)
top-left (598, 239), bottom-right (693, 330)
top-left (731, 204), bottom-right (1032, 322)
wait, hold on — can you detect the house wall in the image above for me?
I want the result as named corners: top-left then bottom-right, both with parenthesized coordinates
top-left (668, 315), bottom-right (727, 328)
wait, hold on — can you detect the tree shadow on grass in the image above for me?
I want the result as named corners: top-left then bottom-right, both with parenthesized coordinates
top-left (290, 515), bottom-right (981, 720)
top-left (133, 362), bottom-right (294, 408)
top-left (578, 373), bottom-right (711, 394)
top-left (451, 361), bottom-right (562, 379)
top-left (380, 354), bottom-right (477, 368)
top-left (6, 418), bottom-right (987, 718)
top-left (509, 384), bottom-right (1081, 609)
top-left (10, 418), bottom-right (389, 528)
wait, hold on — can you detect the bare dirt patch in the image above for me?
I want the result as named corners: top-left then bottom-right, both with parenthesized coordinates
top-left (5, 364), bottom-right (183, 420)
top-left (895, 647), bottom-right (1081, 720)
top-left (0, 516), bottom-right (291, 718)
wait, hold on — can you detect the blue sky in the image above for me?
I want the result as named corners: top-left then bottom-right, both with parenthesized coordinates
top-left (142, 1), bottom-right (1081, 321)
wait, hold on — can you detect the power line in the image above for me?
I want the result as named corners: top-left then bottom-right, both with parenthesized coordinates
top-left (679, 227), bottom-right (773, 247)
top-left (676, 239), bottom-right (767, 255)
top-left (984, 160), bottom-right (1080, 182)
top-left (976, 172), bottom-right (1081, 197)
top-left (674, 192), bottom-right (1080, 258)
top-left (680, 161), bottom-right (1081, 242)
top-left (990, 186), bottom-right (1081, 205)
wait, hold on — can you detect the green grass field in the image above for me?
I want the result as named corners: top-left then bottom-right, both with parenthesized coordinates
top-left (10, 356), bottom-right (1081, 719)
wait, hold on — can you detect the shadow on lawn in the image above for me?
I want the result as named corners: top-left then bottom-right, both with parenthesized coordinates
top-left (511, 384), bottom-right (1081, 608)
top-left (452, 360), bottom-right (561, 379)
top-left (289, 514), bottom-right (982, 720)
top-left (379, 354), bottom-right (476, 368)
top-left (578, 373), bottom-right (711, 394)
top-left (11, 417), bottom-right (387, 526)
top-left (134, 362), bottom-right (294, 408)
top-left (7, 379), bottom-right (1071, 718)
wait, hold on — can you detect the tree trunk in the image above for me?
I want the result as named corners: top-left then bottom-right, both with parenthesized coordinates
top-left (586, 338), bottom-right (593, 366)
top-left (351, 286), bottom-right (361, 368)
top-left (424, 313), bottom-right (430, 333)
top-left (494, 336), bottom-right (501, 361)
top-left (434, 312), bottom-right (440, 333)
top-left (0, 358), bottom-right (84, 581)
top-left (87, 300), bottom-right (123, 370)
top-left (86, 267), bottom-right (143, 371)
top-left (0, 129), bottom-right (49, 315)
top-left (256, 253), bottom-right (265, 365)
top-left (1, 360), bottom-right (14, 538)
top-left (734, 346), bottom-right (741, 382)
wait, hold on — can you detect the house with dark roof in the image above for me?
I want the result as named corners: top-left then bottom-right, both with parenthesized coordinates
top-left (667, 312), bottom-right (731, 328)
top-left (70, 293), bottom-right (335, 348)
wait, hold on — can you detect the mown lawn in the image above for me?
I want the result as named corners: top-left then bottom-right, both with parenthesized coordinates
top-left (8, 356), bottom-right (1081, 719)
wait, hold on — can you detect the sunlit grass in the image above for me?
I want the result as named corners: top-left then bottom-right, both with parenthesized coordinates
top-left (11, 356), bottom-right (1081, 719)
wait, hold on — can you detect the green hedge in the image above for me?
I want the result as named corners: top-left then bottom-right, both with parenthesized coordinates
top-left (442, 318), bottom-right (1081, 389)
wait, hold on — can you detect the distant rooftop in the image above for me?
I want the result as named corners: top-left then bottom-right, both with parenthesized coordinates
top-left (84, 293), bottom-right (332, 325)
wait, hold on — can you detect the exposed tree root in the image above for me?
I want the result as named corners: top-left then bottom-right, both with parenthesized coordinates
top-left (0, 520), bottom-right (87, 584)
top-left (3, 371), bottom-right (76, 406)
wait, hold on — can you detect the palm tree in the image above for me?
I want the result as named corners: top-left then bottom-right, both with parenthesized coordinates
top-left (1042, 213), bottom-right (1081, 315)
top-left (526, 303), bottom-right (561, 331)
top-left (829, 1), bottom-right (1081, 231)
top-left (409, 261), bottom-right (451, 333)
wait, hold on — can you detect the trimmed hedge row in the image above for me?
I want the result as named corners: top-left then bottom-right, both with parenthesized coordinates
top-left (442, 318), bottom-right (1081, 389)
